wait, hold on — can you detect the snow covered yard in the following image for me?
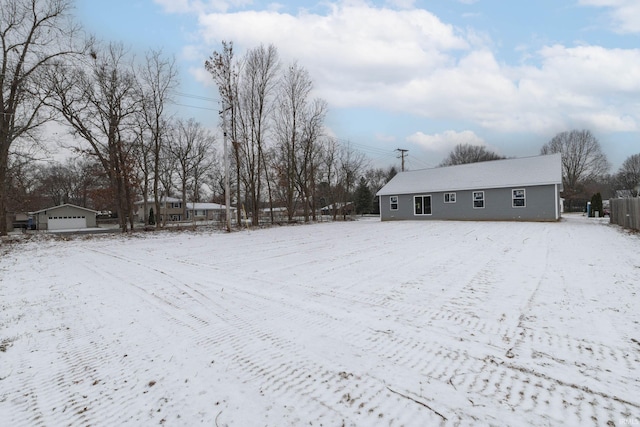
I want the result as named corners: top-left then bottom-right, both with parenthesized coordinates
top-left (1, 215), bottom-right (639, 426)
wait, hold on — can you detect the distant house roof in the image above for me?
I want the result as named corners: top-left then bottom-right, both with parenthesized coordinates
top-left (186, 203), bottom-right (230, 210)
top-left (134, 197), bottom-right (181, 205)
top-left (321, 202), bottom-right (354, 210)
top-left (31, 203), bottom-right (99, 215)
top-left (377, 154), bottom-right (563, 196)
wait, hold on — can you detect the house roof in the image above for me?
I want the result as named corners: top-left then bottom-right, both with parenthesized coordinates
top-left (186, 203), bottom-right (230, 210)
top-left (134, 197), bottom-right (181, 205)
top-left (377, 154), bottom-right (563, 196)
top-left (31, 203), bottom-right (99, 215)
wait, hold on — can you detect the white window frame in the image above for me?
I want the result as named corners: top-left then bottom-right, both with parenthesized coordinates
top-left (414, 195), bottom-right (432, 216)
top-left (473, 191), bottom-right (485, 209)
top-left (390, 195), bottom-right (398, 211)
top-left (444, 192), bottom-right (456, 203)
top-left (512, 188), bottom-right (526, 208)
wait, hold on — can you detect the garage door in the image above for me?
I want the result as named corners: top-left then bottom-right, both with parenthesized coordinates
top-left (48, 216), bottom-right (87, 231)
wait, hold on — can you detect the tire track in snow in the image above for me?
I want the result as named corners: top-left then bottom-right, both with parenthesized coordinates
top-left (4, 220), bottom-right (638, 426)
top-left (354, 318), bottom-right (639, 426)
top-left (103, 231), bottom-right (640, 425)
top-left (77, 244), bottom-right (466, 425)
top-left (120, 243), bottom-right (639, 426)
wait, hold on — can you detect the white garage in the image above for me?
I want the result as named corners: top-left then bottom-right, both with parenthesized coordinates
top-left (32, 204), bottom-right (98, 231)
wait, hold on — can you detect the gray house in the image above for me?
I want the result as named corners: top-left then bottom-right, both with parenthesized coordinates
top-left (31, 204), bottom-right (98, 231)
top-left (376, 154), bottom-right (563, 222)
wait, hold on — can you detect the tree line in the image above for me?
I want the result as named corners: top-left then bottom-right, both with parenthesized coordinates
top-left (0, 0), bottom-right (379, 234)
top-left (438, 132), bottom-right (640, 211)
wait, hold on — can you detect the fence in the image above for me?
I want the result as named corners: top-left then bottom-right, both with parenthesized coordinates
top-left (610, 198), bottom-right (640, 231)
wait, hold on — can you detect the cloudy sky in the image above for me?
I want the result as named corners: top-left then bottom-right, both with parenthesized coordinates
top-left (76, 0), bottom-right (640, 170)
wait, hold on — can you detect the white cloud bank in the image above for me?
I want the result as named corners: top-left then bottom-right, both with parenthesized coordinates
top-left (161, 1), bottom-right (640, 146)
top-left (407, 130), bottom-right (486, 152)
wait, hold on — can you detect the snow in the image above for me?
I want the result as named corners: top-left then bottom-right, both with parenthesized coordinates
top-left (1, 214), bottom-right (639, 426)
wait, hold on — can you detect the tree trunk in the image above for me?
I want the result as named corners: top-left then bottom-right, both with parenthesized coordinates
top-left (0, 145), bottom-right (8, 235)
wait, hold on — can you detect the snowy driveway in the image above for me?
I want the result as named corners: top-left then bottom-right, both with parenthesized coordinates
top-left (1, 215), bottom-right (639, 426)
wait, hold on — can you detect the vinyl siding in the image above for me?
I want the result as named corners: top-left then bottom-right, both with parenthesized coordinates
top-left (379, 185), bottom-right (560, 222)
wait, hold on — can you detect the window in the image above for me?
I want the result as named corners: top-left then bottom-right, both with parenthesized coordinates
top-left (414, 195), bottom-right (432, 215)
top-left (512, 189), bottom-right (526, 207)
top-left (444, 192), bottom-right (456, 203)
top-left (390, 196), bottom-right (398, 210)
top-left (473, 191), bottom-right (485, 209)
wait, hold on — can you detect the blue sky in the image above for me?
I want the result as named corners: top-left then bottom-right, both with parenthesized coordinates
top-left (75, 0), bottom-right (640, 171)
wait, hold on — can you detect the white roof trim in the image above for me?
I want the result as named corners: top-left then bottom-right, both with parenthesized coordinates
top-left (31, 203), bottom-right (99, 215)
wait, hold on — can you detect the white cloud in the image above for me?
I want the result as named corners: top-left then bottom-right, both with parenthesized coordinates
top-left (182, 1), bottom-right (640, 138)
top-left (578, 0), bottom-right (640, 33)
top-left (407, 130), bottom-right (485, 152)
top-left (189, 66), bottom-right (216, 88)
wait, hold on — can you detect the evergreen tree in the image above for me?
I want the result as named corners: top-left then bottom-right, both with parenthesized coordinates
top-left (149, 208), bottom-right (156, 225)
top-left (354, 177), bottom-right (373, 215)
top-left (590, 193), bottom-right (603, 217)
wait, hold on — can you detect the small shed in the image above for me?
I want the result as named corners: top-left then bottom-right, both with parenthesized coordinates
top-left (376, 154), bottom-right (563, 222)
top-left (31, 204), bottom-right (98, 231)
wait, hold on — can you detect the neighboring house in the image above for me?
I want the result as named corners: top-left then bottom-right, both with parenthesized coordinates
top-left (185, 202), bottom-right (234, 222)
top-left (376, 154), bottom-right (563, 222)
top-left (133, 197), bottom-right (184, 222)
top-left (615, 184), bottom-right (640, 198)
top-left (134, 198), bottom-right (234, 223)
top-left (31, 204), bottom-right (98, 231)
top-left (321, 202), bottom-right (355, 216)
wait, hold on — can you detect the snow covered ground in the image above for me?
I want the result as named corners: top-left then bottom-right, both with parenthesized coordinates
top-left (1, 215), bottom-right (639, 426)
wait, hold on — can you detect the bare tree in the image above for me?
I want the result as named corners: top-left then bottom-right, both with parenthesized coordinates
top-left (37, 158), bottom-right (98, 207)
top-left (337, 142), bottom-right (368, 219)
top-left (235, 44), bottom-right (279, 226)
top-left (274, 62), bottom-right (326, 222)
top-left (0, 0), bottom-right (89, 235)
top-left (274, 62), bottom-right (311, 221)
top-left (6, 145), bottom-right (41, 214)
top-left (169, 118), bottom-right (215, 219)
top-left (439, 143), bottom-right (504, 166)
top-left (540, 130), bottom-right (610, 202)
top-left (157, 142), bottom-right (176, 226)
top-left (48, 42), bottom-right (140, 232)
top-left (615, 153), bottom-right (640, 197)
top-left (134, 49), bottom-right (178, 226)
top-left (318, 137), bottom-right (339, 217)
top-left (206, 41), bottom-right (242, 226)
top-left (298, 98), bottom-right (327, 221)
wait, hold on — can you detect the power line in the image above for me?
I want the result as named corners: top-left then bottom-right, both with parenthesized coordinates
top-left (172, 91), bottom-right (220, 103)
top-left (406, 156), bottom-right (435, 170)
top-left (170, 101), bottom-right (218, 111)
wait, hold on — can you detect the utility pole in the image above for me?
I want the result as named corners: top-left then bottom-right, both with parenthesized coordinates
top-left (396, 148), bottom-right (408, 172)
top-left (221, 104), bottom-right (232, 233)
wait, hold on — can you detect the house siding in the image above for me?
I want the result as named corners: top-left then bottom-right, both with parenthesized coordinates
top-left (380, 185), bottom-right (560, 222)
top-left (34, 205), bottom-right (98, 230)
